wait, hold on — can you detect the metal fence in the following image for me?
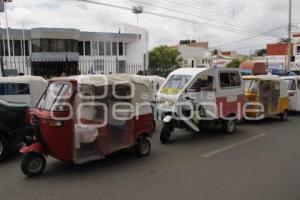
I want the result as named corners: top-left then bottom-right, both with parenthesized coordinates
top-left (0, 56), bottom-right (144, 78)
top-left (0, 56), bottom-right (179, 78)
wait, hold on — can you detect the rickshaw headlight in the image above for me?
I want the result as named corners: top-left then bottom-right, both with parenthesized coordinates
top-left (48, 120), bottom-right (64, 127)
top-left (54, 105), bottom-right (69, 112)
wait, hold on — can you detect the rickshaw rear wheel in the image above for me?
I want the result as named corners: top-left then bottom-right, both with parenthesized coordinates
top-left (0, 135), bottom-right (10, 162)
top-left (222, 119), bottom-right (237, 134)
top-left (21, 152), bottom-right (46, 177)
top-left (136, 138), bottom-right (151, 157)
top-left (280, 110), bottom-right (289, 121)
top-left (160, 123), bottom-right (172, 144)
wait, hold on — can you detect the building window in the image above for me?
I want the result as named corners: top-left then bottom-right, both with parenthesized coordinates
top-left (73, 40), bottom-right (78, 52)
top-left (31, 39), bottom-right (78, 53)
top-left (112, 42), bottom-right (117, 56)
top-left (85, 41), bottom-right (91, 56)
top-left (297, 46), bottom-right (300, 54)
top-left (79, 41), bottom-right (84, 55)
top-left (13, 40), bottom-right (22, 56)
top-left (65, 40), bottom-right (73, 52)
top-left (91, 41), bottom-right (98, 56)
top-left (57, 40), bottom-right (65, 52)
top-left (25, 40), bottom-right (29, 56)
top-left (1, 40), bottom-right (14, 56)
top-left (40, 39), bottom-right (50, 52)
top-left (124, 43), bottom-right (127, 56)
top-left (99, 42), bottom-right (104, 56)
top-left (118, 42), bottom-right (123, 56)
top-left (50, 39), bottom-right (58, 52)
top-left (31, 39), bottom-right (41, 53)
top-left (183, 60), bottom-right (188, 66)
top-left (105, 41), bottom-right (111, 56)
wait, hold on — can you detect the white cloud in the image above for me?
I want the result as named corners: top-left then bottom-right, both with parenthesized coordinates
top-left (1, 0), bottom-right (300, 54)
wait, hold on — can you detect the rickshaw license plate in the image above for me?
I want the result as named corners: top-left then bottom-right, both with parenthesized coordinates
top-left (227, 96), bottom-right (237, 102)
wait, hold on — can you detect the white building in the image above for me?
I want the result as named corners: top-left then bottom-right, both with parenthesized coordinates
top-left (174, 41), bottom-right (212, 68)
top-left (0, 25), bottom-right (149, 77)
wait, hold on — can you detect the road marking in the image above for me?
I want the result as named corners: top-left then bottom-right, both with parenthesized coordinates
top-left (202, 133), bottom-right (268, 158)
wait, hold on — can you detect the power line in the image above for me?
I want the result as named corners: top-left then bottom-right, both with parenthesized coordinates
top-left (128, 0), bottom-right (261, 33)
top-left (189, 0), bottom-right (266, 15)
top-left (231, 43), bottom-right (268, 51)
top-left (212, 26), bottom-right (286, 49)
top-left (78, 0), bottom-right (279, 41)
top-left (162, 0), bottom-right (269, 27)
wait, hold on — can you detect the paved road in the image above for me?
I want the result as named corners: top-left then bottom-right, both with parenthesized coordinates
top-left (1, 114), bottom-right (300, 200)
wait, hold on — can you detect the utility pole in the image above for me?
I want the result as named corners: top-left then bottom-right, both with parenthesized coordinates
top-left (287, 0), bottom-right (292, 71)
top-left (132, 5), bottom-right (143, 74)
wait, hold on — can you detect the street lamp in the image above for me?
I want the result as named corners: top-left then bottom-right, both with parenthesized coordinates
top-left (0, 0), bottom-right (13, 59)
top-left (132, 5), bottom-right (143, 74)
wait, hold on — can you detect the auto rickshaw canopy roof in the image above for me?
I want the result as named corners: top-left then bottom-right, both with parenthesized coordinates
top-left (0, 75), bottom-right (47, 84)
top-left (51, 74), bottom-right (150, 87)
top-left (243, 75), bottom-right (283, 82)
top-left (281, 76), bottom-right (300, 81)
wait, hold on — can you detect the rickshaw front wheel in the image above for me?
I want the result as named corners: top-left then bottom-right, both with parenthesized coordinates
top-left (160, 123), bottom-right (172, 144)
top-left (222, 119), bottom-right (237, 134)
top-left (21, 152), bottom-right (46, 177)
top-left (136, 138), bottom-right (151, 157)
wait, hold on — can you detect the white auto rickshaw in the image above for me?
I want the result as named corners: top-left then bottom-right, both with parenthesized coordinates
top-left (282, 76), bottom-right (300, 112)
top-left (0, 76), bottom-right (48, 107)
top-left (157, 68), bottom-right (244, 143)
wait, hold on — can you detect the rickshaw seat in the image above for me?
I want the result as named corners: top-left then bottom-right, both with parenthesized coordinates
top-left (74, 124), bottom-right (99, 148)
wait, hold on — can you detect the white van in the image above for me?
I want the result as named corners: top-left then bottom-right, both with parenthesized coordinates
top-left (282, 76), bottom-right (300, 112)
top-left (0, 76), bottom-right (48, 107)
top-left (157, 67), bottom-right (245, 143)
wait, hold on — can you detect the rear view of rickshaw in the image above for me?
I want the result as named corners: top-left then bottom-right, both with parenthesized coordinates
top-left (20, 75), bottom-right (154, 177)
top-left (243, 75), bottom-right (289, 120)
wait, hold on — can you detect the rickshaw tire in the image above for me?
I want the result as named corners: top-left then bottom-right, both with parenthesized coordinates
top-left (160, 124), bottom-right (172, 144)
top-left (0, 135), bottom-right (10, 162)
top-left (222, 119), bottom-right (237, 134)
top-left (280, 110), bottom-right (289, 121)
top-left (136, 138), bottom-right (151, 157)
top-left (21, 152), bottom-right (46, 177)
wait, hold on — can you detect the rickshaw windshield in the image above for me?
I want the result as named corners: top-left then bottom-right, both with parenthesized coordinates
top-left (244, 80), bottom-right (257, 93)
top-left (160, 75), bottom-right (192, 95)
top-left (37, 82), bottom-right (72, 111)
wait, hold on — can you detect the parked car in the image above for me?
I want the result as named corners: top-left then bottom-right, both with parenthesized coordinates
top-left (243, 75), bottom-right (289, 120)
top-left (0, 76), bottom-right (48, 107)
top-left (20, 74), bottom-right (154, 177)
top-left (281, 76), bottom-right (300, 112)
top-left (156, 67), bottom-right (245, 143)
top-left (0, 99), bottom-right (32, 162)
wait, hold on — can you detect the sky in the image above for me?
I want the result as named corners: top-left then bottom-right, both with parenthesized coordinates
top-left (1, 0), bottom-right (300, 55)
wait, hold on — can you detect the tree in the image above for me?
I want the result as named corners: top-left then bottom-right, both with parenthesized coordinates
top-left (255, 48), bottom-right (266, 57)
top-left (149, 45), bottom-right (182, 77)
top-left (226, 59), bottom-right (241, 68)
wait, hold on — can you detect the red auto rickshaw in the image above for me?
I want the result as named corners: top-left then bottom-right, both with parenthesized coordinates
top-left (20, 74), bottom-right (154, 177)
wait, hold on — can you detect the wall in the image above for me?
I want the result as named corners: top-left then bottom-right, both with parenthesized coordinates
top-left (123, 24), bottom-right (149, 71)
